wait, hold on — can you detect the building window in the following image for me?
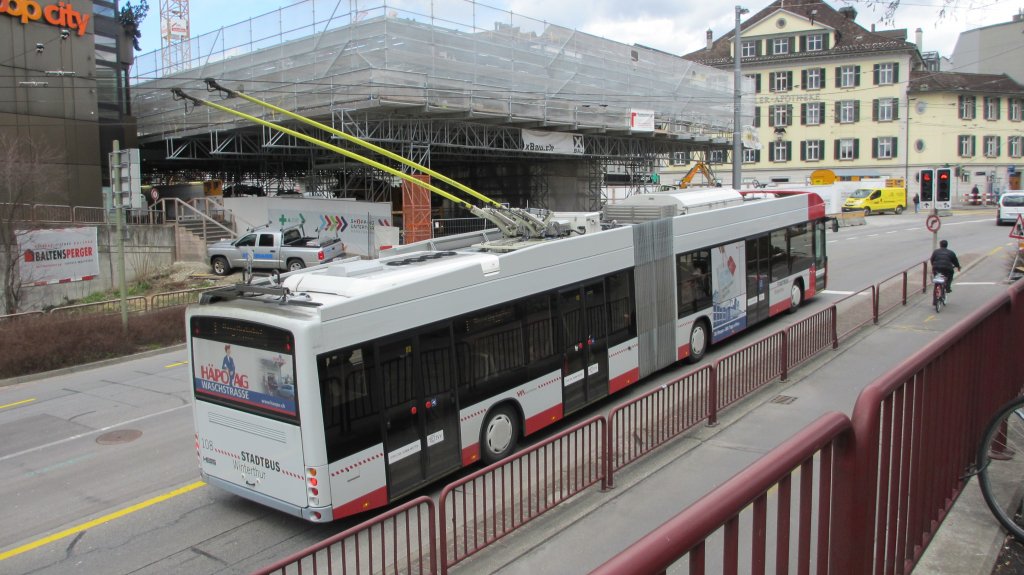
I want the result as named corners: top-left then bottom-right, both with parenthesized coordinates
top-left (837, 65), bottom-right (860, 88)
top-left (801, 102), bottom-right (823, 126)
top-left (772, 37), bottom-right (790, 55)
top-left (772, 140), bottom-right (791, 162)
top-left (873, 98), bottom-right (899, 122)
top-left (984, 135), bottom-right (1001, 157)
top-left (836, 138), bottom-right (858, 160)
top-left (1011, 98), bottom-right (1022, 122)
top-left (741, 40), bottom-right (758, 58)
top-left (670, 152), bottom-right (690, 166)
top-left (753, 106), bottom-right (760, 128)
top-left (769, 104), bottom-right (792, 127)
top-left (801, 139), bottom-right (824, 161)
top-left (837, 100), bottom-right (859, 124)
top-left (873, 63), bottom-right (898, 85)
top-left (958, 96), bottom-right (976, 120)
top-left (746, 73), bottom-right (762, 94)
top-left (959, 135), bottom-right (976, 157)
top-left (984, 97), bottom-right (1001, 120)
top-left (803, 68), bottom-right (823, 90)
top-left (1010, 136), bottom-right (1023, 158)
top-left (872, 137), bottom-right (897, 159)
top-left (742, 148), bottom-right (760, 163)
top-left (771, 71), bottom-right (792, 92)
top-left (805, 34), bottom-right (823, 52)
top-left (709, 150), bottom-right (727, 164)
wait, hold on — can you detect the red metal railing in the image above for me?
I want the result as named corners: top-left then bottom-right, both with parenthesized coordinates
top-left (606, 366), bottom-right (712, 486)
top-left (438, 416), bottom-right (605, 572)
top-left (591, 412), bottom-right (850, 575)
top-left (786, 306), bottom-right (837, 368)
top-left (715, 331), bottom-right (785, 412)
top-left (593, 273), bottom-right (1024, 575)
top-left (837, 279), bottom-right (1024, 575)
top-left (834, 285), bottom-right (877, 341)
top-left (250, 496), bottom-right (437, 575)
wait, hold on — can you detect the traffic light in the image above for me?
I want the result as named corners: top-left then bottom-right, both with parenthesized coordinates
top-left (920, 169), bottom-right (934, 202)
top-left (936, 168), bottom-right (951, 202)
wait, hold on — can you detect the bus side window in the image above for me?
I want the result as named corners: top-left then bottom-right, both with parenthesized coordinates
top-left (318, 347), bottom-right (380, 461)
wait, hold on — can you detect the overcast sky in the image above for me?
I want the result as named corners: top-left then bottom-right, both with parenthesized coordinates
top-left (135, 0), bottom-right (1024, 68)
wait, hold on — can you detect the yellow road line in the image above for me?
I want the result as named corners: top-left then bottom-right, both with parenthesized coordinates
top-left (0, 480), bottom-right (206, 561)
top-left (164, 361), bottom-right (189, 368)
top-left (0, 398), bottom-right (35, 410)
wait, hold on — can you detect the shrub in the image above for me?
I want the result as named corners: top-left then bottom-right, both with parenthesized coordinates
top-left (0, 307), bottom-right (186, 379)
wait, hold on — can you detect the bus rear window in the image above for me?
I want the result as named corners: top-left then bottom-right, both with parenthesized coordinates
top-left (190, 317), bottom-right (298, 422)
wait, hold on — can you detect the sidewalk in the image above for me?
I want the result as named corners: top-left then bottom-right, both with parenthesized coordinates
top-left (454, 245), bottom-right (1012, 574)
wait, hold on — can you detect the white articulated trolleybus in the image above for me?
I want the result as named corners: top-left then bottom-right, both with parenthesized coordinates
top-left (179, 82), bottom-right (829, 522)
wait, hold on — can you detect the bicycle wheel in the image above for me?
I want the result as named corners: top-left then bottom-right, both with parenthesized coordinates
top-left (934, 284), bottom-right (944, 313)
top-left (978, 396), bottom-right (1024, 541)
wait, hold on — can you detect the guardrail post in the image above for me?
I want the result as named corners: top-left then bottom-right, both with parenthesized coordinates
top-left (707, 364), bottom-right (719, 427)
top-left (872, 285), bottom-right (879, 325)
top-left (921, 262), bottom-right (928, 294)
top-left (604, 416), bottom-right (614, 490)
top-left (831, 305), bottom-right (839, 349)
top-left (901, 271), bottom-right (908, 305)
top-left (780, 330), bottom-right (789, 382)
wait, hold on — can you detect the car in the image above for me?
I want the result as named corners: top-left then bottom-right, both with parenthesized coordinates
top-left (997, 192), bottom-right (1024, 226)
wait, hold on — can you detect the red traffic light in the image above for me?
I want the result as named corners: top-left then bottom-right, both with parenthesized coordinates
top-left (938, 172), bottom-right (949, 180)
top-left (922, 172), bottom-right (932, 182)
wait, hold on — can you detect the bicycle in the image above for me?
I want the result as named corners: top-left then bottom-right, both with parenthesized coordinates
top-left (977, 395), bottom-right (1024, 541)
top-left (932, 272), bottom-right (948, 313)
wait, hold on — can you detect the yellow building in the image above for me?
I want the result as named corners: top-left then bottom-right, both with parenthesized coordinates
top-left (908, 72), bottom-right (1024, 197)
top-left (675, 0), bottom-right (1019, 195)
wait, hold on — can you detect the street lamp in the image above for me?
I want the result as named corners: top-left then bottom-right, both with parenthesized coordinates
top-left (733, 6), bottom-right (750, 189)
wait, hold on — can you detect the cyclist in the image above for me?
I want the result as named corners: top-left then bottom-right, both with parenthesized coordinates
top-left (930, 239), bottom-right (962, 293)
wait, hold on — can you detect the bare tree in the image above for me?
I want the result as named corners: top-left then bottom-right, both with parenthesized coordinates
top-left (851, 0), bottom-right (960, 25)
top-left (0, 133), bottom-right (60, 314)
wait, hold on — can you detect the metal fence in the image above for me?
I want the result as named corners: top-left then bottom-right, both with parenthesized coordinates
top-left (439, 417), bottom-right (605, 571)
top-left (1, 286), bottom-right (221, 321)
top-left (593, 274), bottom-right (1024, 575)
top-left (252, 497), bottom-right (437, 575)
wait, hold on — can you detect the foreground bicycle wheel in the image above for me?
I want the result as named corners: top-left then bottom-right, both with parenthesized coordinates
top-left (933, 284), bottom-right (945, 313)
top-left (978, 396), bottom-right (1024, 541)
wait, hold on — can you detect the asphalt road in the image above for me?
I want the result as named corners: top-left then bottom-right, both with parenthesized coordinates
top-left (0, 207), bottom-right (1011, 574)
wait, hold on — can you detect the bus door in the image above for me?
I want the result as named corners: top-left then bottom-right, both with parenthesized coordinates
top-left (378, 327), bottom-right (460, 499)
top-left (745, 235), bottom-right (771, 325)
top-left (559, 280), bottom-right (610, 415)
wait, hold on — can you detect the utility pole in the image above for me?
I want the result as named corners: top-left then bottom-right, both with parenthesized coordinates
top-left (732, 6), bottom-right (749, 190)
top-left (112, 140), bottom-right (129, 330)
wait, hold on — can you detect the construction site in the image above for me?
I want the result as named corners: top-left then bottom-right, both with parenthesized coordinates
top-left (130, 0), bottom-right (745, 227)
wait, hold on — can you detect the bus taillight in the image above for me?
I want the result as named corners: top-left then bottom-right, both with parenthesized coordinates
top-left (307, 468), bottom-right (320, 505)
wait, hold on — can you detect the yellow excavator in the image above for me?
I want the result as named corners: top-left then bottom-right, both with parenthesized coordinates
top-left (677, 161), bottom-right (720, 188)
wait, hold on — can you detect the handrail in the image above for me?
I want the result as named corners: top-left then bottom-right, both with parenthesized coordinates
top-left (155, 197), bottom-right (235, 240)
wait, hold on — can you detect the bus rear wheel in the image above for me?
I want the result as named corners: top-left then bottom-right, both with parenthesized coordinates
top-left (481, 404), bottom-right (519, 464)
top-left (687, 320), bottom-right (709, 364)
top-left (787, 282), bottom-right (804, 314)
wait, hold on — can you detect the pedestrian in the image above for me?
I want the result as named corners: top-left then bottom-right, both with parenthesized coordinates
top-left (971, 184), bottom-right (980, 205)
top-left (912, 193), bottom-right (920, 213)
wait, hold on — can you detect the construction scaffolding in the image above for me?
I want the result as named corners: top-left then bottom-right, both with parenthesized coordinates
top-left (131, 0), bottom-right (747, 210)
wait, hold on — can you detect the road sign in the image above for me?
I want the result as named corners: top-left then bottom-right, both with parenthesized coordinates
top-left (1011, 214), bottom-right (1024, 240)
top-left (925, 214), bottom-right (941, 233)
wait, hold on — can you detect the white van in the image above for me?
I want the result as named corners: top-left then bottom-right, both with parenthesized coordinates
top-left (997, 192), bottom-right (1024, 226)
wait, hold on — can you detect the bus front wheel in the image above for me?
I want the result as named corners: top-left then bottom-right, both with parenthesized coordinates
top-left (481, 404), bottom-right (519, 464)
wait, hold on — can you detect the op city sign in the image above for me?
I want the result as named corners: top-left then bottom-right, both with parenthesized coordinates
top-left (0, 0), bottom-right (92, 37)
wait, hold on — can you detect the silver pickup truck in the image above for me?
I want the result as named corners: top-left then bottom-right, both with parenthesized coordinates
top-left (207, 226), bottom-right (345, 275)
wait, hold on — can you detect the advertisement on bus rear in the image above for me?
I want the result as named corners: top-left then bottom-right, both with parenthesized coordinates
top-left (192, 338), bottom-right (297, 417)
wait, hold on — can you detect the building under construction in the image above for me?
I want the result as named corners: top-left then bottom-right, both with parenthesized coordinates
top-left (131, 0), bottom-right (746, 216)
